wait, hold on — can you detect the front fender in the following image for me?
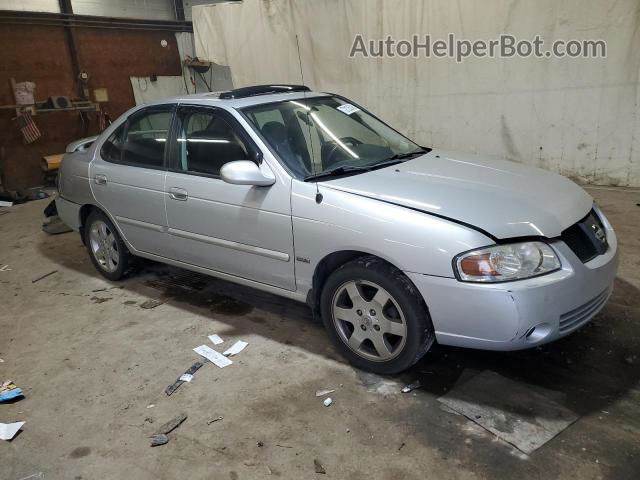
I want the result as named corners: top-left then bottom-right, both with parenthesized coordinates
top-left (291, 180), bottom-right (492, 295)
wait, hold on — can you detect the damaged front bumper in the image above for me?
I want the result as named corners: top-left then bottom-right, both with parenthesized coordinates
top-left (407, 214), bottom-right (618, 351)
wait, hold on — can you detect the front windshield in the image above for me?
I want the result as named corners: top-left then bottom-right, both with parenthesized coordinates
top-left (242, 96), bottom-right (423, 180)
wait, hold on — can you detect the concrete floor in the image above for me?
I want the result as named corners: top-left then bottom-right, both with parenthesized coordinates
top-left (1, 187), bottom-right (639, 480)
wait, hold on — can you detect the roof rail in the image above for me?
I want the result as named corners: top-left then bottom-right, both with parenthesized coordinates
top-left (219, 84), bottom-right (310, 100)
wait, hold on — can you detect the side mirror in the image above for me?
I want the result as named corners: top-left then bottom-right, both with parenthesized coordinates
top-left (220, 160), bottom-right (275, 186)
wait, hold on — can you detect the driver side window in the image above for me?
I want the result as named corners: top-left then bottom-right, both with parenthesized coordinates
top-left (175, 107), bottom-right (250, 177)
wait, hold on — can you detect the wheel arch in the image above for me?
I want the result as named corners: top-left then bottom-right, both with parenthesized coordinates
top-left (307, 250), bottom-right (405, 317)
top-left (78, 203), bottom-right (128, 249)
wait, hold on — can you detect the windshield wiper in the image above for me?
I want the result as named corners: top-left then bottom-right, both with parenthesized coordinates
top-left (378, 148), bottom-right (429, 163)
top-left (304, 165), bottom-right (370, 182)
top-left (303, 148), bottom-right (430, 182)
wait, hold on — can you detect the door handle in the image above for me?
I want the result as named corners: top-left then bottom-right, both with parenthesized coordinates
top-left (94, 174), bottom-right (107, 185)
top-left (169, 187), bottom-right (188, 201)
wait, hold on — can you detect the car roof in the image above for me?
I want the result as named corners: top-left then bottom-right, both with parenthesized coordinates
top-left (156, 90), bottom-right (331, 110)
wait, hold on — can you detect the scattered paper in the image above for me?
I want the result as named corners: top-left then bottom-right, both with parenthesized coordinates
top-left (208, 334), bottom-right (223, 345)
top-left (179, 373), bottom-right (193, 383)
top-left (315, 389), bottom-right (335, 397)
top-left (0, 421), bottom-right (25, 441)
top-left (323, 397), bottom-right (333, 407)
top-left (194, 345), bottom-right (232, 368)
top-left (223, 340), bottom-right (248, 357)
top-left (0, 200), bottom-right (13, 207)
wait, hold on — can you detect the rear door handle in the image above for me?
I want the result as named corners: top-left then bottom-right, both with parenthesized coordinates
top-left (169, 187), bottom-right (188, 201)
top-left (94, 174), bottom-right (107, 185)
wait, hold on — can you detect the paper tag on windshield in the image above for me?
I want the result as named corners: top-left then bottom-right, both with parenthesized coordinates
top-left (337, 104), bottom-right (360, 115)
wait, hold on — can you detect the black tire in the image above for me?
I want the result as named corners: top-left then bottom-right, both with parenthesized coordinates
top-left (320, 256), bottom-right (435, 374)
top-left (84, 210), bottom-right (134, 281)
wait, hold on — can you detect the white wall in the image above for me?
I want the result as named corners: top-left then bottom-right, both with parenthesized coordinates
top-left (193, 0), bottom-right (640, 187)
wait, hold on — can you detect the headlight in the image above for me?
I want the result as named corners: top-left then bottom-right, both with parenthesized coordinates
top-left (454, 241), bottom-right (561, 282)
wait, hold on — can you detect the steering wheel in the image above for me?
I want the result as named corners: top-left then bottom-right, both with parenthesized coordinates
top-left (324, 137), bottom-right (363, 167)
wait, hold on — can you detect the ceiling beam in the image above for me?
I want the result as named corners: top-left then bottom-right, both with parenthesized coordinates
top-left (0, 10), bottom-right (193, 32)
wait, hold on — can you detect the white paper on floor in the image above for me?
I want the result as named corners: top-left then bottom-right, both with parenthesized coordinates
top-left (438, 370), bottom-right (578, 454)
top-left (179, 373), bottom-right (193, 382)
top-left (223, 340), bottom-right (248, 357)
top-left (208, 334), bottom-right (223, 345)
top-left (0, 421), bottom-right (25, 440)
top-left (193, 345), bottom-right (232, 368)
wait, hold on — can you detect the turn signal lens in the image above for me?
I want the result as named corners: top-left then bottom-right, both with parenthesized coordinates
top-left (455, 241), bottom-right (561, 282)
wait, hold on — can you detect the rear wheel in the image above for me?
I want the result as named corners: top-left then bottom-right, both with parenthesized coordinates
top-left (84, 210), bottom-right (132, 281)
top-left (320, 256), bottom-right (435, 374)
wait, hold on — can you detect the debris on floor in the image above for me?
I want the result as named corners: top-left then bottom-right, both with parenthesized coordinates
top-left (401, 380), bottom-right (421, 393)
top-left (31, 270), bottom-right (57, 283)
top-left (0, 264), bottom-right (11, 272)
top-left (223, 340), bottom-right (248, 357)
top-left (140, 299), bottom-right (165, 309)
top-left (156, 413), bottom-right (187, 435)
top-left (91, 296), bottom-right (112, 304)
top-left (42, 215), bottom-right (73, 235)
top-left (0, 380), bottom-right (24, 402)
top-left (179, 373), bottom-right (193, 382)
top-left (165, 361), bottom-right (203, 396)
top-left (208, 334), bottom-right (223, 345)
top-left (438, 370), bottom-right (578, 454)
top-left (624, 354), bottom-right (637, 365)
top-left (150, 413), bottom-right (187, 447)
top-left (194, 345), bottom-right (232, 368)
top-left (206, 416), bottom-right (223, 425)
top-left (323, 397), bottom-right (333, 407)
top-left (0, 421), bottom-right (25, 441)
top-left (313, 459), bottom-right (326, 474)
top-left (150, 434), bottom-right (169, 447)
top-left (17, 473), bottom-right (44, 480)
top-left (315, 388), bottom-right (335, 397)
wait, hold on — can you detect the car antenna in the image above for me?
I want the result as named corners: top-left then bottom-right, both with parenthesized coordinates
top-left (295, 34), bottom-right (322, 204)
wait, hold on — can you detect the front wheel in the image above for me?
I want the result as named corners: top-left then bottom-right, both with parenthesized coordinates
top-left (84, 210), bottom-right (133, 281)
top-left (320, 256), bottom-right (435, 374)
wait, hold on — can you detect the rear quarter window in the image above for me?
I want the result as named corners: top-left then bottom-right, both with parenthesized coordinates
top-left (100, 125), bottom-right (125, 163)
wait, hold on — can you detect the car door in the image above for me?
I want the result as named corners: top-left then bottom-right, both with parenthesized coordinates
top-left (164, 104), bottom-right (295, 290)
top-left (90, 104), bottom-right (175, 257)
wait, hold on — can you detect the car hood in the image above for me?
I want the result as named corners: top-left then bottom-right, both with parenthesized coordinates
top-left (322, 149), bottom-right (593, 239)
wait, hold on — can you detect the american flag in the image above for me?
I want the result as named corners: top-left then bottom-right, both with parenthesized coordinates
top-left (16, 111), bottom-right (41, 144)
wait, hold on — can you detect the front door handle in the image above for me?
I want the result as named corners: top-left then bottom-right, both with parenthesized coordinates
top-left (169, 187), bottom-right (188, 201)
top-left (94, 174), bottom-right (107, 185)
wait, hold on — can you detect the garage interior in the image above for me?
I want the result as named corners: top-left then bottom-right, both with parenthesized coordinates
top-left (1, 1), bottom-right (639, 479)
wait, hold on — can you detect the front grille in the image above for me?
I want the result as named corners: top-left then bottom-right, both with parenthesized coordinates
top-left (559, 288), bottom-right (609, 333)
top-left (560, 209), bottom-right (608, 263)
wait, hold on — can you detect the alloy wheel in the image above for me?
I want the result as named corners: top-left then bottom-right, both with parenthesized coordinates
top-left (89, 220), bottom-right (119, 273)
top-left (331, 280), bottom-right (407, 362)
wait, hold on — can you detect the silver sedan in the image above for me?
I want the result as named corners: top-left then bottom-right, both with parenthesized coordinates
top-left (56, 85), bottom-right (618, 374)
